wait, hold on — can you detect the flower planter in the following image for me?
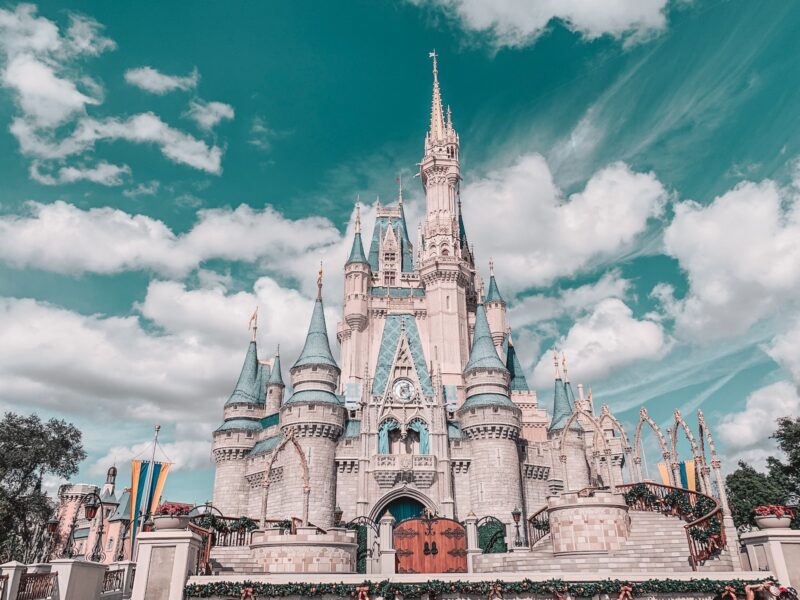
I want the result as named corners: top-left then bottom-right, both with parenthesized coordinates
top-left (755, 515), bottom-right (792, 529)
top-left (153, 515), bottom-right (190, 530)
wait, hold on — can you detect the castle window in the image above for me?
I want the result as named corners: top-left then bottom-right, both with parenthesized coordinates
top-left (384, 272), bottom-right (396, 286)
top-left (492, 407), bottom-right (499, 413)
top-left (308, 404), bottom-right (316, 411)
top-left (446, 295), bottom-right (450, 310)
top-left (384, 252), bottom-right (396, 262)
top-left (246, 432), bottom-right (253, 438)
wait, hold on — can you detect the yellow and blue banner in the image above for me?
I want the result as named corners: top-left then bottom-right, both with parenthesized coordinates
top-left (657, 462), bottom-right (671, 486)
top-left (130, 459), bottom-right (170, 547)
top-left (656, 459), bottom-right (697, 490)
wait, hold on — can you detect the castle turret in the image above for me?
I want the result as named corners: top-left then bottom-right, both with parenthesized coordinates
top-left (547, 354), bottom-right (589, 491)
top-left (340, 205), bottom-right (371, 386)
top-left (265, 349), bottom-right (284, 414)
top-left (213, 339), bottom-right (262, 517)
top-left (484, 261), bottom-right (507, 349)
top-left (457, 300), bottom-right (522, 519)
top-left (279, 271), bottom-right (344, 527)
top-left (100, 465), bottom-right (117, 501)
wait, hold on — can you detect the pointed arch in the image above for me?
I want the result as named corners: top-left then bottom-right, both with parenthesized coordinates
top-left (671, 410), bottom-right (710, 493)
top-left (368, 487), bottom-right (436, 522)
top-left (598, 404), bottom-right (635, 483)
top-left (260, 429), bottom-right (310, 526)
top-left (556, 408), bottom-right (615, 492)
top-left (698, 409), bottom-right (730, 512)
top-left (633, 408), bottom-right (672, 485)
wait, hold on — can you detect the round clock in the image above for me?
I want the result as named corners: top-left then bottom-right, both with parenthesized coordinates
top-left (392, 379), bottom-right (414, 402)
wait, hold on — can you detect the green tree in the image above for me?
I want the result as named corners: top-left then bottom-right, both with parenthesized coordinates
top-left (0, 412), bottom-right (86, 562)
top-left (725, 417), bottom-right (800, 530)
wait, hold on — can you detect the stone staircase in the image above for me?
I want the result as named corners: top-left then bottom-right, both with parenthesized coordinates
top-left (474, 511), bottom-right (736, 573)
top-left (209, 546), bottom-right (261, 575)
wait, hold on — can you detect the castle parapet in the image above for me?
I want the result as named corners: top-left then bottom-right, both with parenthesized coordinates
top-left (548, 490), bottom-right (630, 555)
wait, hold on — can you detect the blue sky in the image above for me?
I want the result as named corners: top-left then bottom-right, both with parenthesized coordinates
top-left (0, 0), bottom-right (798, 503)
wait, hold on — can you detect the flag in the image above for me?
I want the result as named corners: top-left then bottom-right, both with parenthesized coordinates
top-left (679, 459), bottom-right (697, 491)
top-left (130, 459), bottom-right (171, 548)
top-left (656, 462), bottom-right (671, 486)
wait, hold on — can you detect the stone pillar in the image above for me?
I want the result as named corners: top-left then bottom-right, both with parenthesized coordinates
top-left (463, 514), bottom-right (480, 573)
top-left (130, 530), bottom-right (203, 600)
top-left (111, 560), bottom-right (137, 597)
top-left (0, 561), bottom-right (26, 600)
top-left (50, 558), bottom-right (107, 600)
top-left (740, 528), bottom-right (800, 587)
top-left (378, 514), bottom-right (396, 574)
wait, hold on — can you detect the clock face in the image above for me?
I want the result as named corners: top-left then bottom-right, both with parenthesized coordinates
top-left (392, 379), bottom-right (414, 402)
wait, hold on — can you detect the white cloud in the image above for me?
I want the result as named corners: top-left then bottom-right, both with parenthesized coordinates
top-left (186, 99), bottom-right (234, 130)
top-left (89, 439), bottom-right (213, 476)
top-left (767, 317), bottom-right (800, 387)
top-left (661, 180), bottom-right (800, 340)
top-left (465, 156), bottom-right (667, 293)
top-left (124, 66), bottom-right (198, 94)
top-left (30, 160), bottom-right (130, 186)
top-left (0, 200), bottom-right (346, 287)
top-left (410, 0), bottom-right (670, 49)
top-left (717, 381), bottom-right (800, 467)
top-left (123, 180), bottom-right (160, 198)
top-left (12, 112), bottom-right (224, 173)
top-left (531, 298), bottom-right (669, 387)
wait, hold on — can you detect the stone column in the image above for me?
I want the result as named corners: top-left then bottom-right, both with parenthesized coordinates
top-left (130, 529), bottom-right (203, 600)
top-left (378, 514), bottom-right (396, 574)
top-left (463, 513), bottom-right (480, 573)
top-left (740, 528), bottom-right (800, 587)
top-left (0, 561), bottom-right (26, 600)
top-left (50, 558), bottom-right (107, 600)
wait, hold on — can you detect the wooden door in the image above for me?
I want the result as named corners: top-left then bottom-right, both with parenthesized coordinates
top-left (393, 517), bottom-right (467, 573)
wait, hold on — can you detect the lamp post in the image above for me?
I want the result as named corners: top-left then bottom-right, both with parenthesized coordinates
top-left (511, 507), bottom-right (522, 547)
top-left (333, 505), bottom-right (344, 527)
top-left (61, 491), bottom-right (106, 562)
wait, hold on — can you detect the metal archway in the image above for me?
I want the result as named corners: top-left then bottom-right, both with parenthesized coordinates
top-left (633, 407), bottom-right (673, 485)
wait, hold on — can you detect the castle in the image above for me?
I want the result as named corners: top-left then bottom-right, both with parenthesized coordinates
top-left (209, 55), bottom-right (740, 576)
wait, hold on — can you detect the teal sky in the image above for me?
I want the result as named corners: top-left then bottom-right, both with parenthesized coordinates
top-left (0, 0), bottom-right (799, 503)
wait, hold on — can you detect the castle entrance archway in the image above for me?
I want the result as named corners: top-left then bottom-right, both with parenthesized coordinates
top-left (393, 512), bottom-right (467, 574)
top-left (377, 497), bottom-right (425, 523)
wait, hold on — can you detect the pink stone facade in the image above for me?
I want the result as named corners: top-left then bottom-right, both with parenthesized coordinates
top-left (548, 491), bottom-right (630, 554)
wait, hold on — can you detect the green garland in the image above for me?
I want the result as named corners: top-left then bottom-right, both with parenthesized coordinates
top-left (185, 577), bottom-right (763, 599)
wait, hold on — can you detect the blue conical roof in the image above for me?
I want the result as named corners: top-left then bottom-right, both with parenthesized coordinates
top-left (485, 275), bottom-right (504, 304)
top-left (565, 380), bottom-right (576, 406)
top-left (506, 341), bottom-right (529, 392)
top-left (458, 201), bottom-right (468, 249)
top-left (256, 361), bottom-right (270, 404)
top-left (293, 297), bottom-right (339, 369)
top-left (549, 379), bottom-right (582, 432)
top-left (346, 231), bottom-right (368, 265)
top-left (465, 303), bottom-right (506, 371)
top-left (267, 352), bottom-right (284, 386)
top-left (226, 341), bottom-right (261, 405)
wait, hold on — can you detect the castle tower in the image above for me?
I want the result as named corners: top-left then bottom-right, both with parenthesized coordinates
top-left (548, 356), bottom-right (590, 491)
top-left (484, 261), bottom-right (507, 349)
top-left (506, 338), bottom-right (547, 444)
top-left (340, 205), bottom-right (371, 385)
top-left (457, 300), bottom-right (523, 518)
top-left (279, 271), bottom-right (344, 527)
top-left (265, 349), bottom-right (284, 414)
top-left (100, 465), bottom-right (117, 500)
top-left (418, 52), bottom-right (472, 388)
top-left (212, 339), bottom-right (262, 517)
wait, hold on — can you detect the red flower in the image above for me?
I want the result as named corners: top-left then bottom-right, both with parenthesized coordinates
top-left (754, 505), bottom-right (796, 518)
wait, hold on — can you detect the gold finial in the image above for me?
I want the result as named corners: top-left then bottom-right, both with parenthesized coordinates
top-left (489, 258), bottom-right (494, 276)
top-left (553, 351), bottom-right (561, 379)
top-left (355, 201), bottom-right (361, 234)
top-left (317, 262), bottom-right (323, 299)
top-left (249, 307), bottom-right (258, 341)
top-left (562, 353), bottom-right (569, 382)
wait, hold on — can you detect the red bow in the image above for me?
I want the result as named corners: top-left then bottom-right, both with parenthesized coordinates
top-left (240, 587), bottom-right (255, 600)
top-left (618, 585), bottom-right (634, 600)
top-left (721, 586), bottom-right (737, 600)
top-left (356, 585), bottom-right (370, 600)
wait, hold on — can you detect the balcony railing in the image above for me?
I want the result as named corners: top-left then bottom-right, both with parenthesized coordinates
top-left (101, 569), bottom-right (124, 594)
top-left (17, 573), bottom-right (58, 600)
top-left (372, 454), bottom-right (436, 488)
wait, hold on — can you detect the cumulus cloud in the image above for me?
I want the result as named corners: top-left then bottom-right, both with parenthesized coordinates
top-left (124, 66), bottom-right (198, 94)
top-left (531, 298), bottom-right (669, 387)
top-left (717, 381), bottom-right (800, 468)
top-left (123, 180), bottom-right (160, 198)
top-left (410, 0), bottom-right (671, 49)
top-left (186, 99), bottom-right (234, 130)
top-left (767, 318), bottom-right (800, 387)
top-left (30, 160), bottom-right (130, 186)
top-left (660, 180), bottom-right (800, 340)
top-left (465, 156), bottom-right (667, 293)
top-left (89, 439), bottom-right (212, 476)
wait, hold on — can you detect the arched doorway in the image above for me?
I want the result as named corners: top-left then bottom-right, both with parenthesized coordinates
top-left (377, 497), bottom-right (425, 524)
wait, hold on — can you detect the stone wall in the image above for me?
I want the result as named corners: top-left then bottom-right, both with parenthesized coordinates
top-left (549, 491), bottom-right (629, 554)
top-left (250, 527), bottom-right (357, 574)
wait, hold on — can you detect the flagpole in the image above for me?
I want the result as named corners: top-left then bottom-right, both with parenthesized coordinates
top-left (139, 424), bottom-right (161, 533)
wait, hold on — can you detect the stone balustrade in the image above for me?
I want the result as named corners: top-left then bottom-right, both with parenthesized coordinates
top-left (371, 454), bottom-right (436, 488)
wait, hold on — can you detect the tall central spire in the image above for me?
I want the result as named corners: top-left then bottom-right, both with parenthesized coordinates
top-left (428, 49), bottom-right (446, 141)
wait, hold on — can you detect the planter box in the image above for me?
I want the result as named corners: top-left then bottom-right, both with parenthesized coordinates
top-left (153, 515), bottom-right (190, 530)
top-left (755, 515), bottom-right (792, 529)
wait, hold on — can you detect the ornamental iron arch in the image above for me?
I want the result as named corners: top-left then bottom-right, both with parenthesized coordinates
top-left (670, 410), bottom-right (711, 494)
top-left (697, 409), bottom-right (730, 512)
top-left (556, 408), bottom-right (615, 492)
top-left (260, 428), bottom-right (310, 527)
top-left (633, 407), bottom-right (673, 485)
top-left (598, 404), bottom-right (636, 484)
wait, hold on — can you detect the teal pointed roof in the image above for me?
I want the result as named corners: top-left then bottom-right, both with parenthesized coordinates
top-left (256, 361), bottom-right (270, 404)
top-left (372, 314), bottom-right (434, 396)
top-left (284, 389), bottom-right (343, 405)
top-left (465, 303), bottom-right (506, 371)
top-left (293, 297), bottom-right (339, 370)
top-left (459, 392), bottom-right (516, 411)
top-left (447, 421), bottom-right (463, 439)
top-left (458, 200), bottom-right (468, 250)
top-left (346, 230), bottom-right (368, 265)
top-left (565, 380), bottom-right (577, 406)
top-left (485, 275), bottom-right (504, 304)
top-left (226, 341), bottom-right (262, 405)
top-left (367, 214), bottom-right (414, 273)
top-left (506, 342), bottom-right (529, 392)
top-left (250, 433), bottom-right (284, 456)
top-left (215, 417), bottom-right (263, 432)
top-left (549, 379), bottom-right (582, 432)
top-left (267, 353), bottom-right (284, 386)
top-left (109, 489), bottom-right (131, 522)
